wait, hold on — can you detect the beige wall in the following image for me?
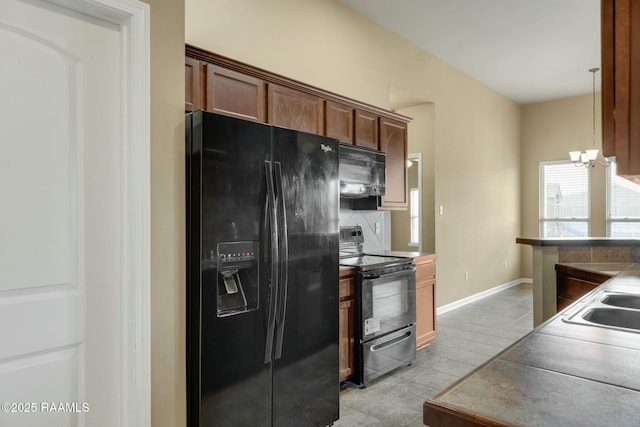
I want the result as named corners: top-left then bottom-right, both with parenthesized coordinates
top-left (145, 0), bottom-right (186, 426)
top-left (520, 94), bottom-right (605, 277)
top-left (405, 104), bottom-right (436, 254)
top-left (186, 0), bottom-right (522, 307)
top-left (391, 104), bottom-right (436, 253)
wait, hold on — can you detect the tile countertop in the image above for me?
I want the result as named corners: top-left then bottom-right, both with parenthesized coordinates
top-left (516, 237), bottom-right (640, 246)
top-left (423, 264), bottom-right (640, 426)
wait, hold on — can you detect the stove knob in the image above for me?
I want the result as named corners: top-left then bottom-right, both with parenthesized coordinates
top-left (357, 231), bottom-right (362, 236)
top-left (351, 231), bottom-right (357, 236)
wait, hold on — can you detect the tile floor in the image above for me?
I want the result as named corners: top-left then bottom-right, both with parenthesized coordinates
top-left (335, 282), bottom-right (533, 427)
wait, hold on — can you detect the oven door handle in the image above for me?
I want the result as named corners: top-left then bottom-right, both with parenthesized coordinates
top-left (370, 330), bottom-right (413, 352)
top-left (363, 266), bottom-right (416, 280)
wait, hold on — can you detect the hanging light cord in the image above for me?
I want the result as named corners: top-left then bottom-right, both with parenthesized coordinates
top-left (590, 67), bottom-right (598, 149)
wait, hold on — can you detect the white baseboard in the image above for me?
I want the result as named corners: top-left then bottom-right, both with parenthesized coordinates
top-left (436, 278), bottom-right (533, 316)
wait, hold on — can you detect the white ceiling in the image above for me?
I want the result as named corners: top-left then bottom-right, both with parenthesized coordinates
top-left (340, 0), bottom-right (601, 105)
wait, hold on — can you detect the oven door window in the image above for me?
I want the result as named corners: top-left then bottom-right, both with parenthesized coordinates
top-left (361, 270), bottom-right (416, 340)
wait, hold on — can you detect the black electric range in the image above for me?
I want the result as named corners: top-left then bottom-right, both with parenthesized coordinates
top-left (339, 225), bottom-right (417, 386)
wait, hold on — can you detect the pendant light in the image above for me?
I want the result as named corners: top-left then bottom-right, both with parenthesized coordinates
top-left (569, 68), bottom-right (609, 168)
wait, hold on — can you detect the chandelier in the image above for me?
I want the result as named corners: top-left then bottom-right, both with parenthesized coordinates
top-left (569, 68), bottom-right (609, 168)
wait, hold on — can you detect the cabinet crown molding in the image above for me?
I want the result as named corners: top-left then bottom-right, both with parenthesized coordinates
top-left (186, 44), bottom-right (411, 124)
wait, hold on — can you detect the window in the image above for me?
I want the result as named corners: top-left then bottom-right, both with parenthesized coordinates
top-left (409, 188), bottom-right (419, 246)
top-left (607, 159), bottom-right (640, 236)
top-left (539, 161), bottom-right (590, 237)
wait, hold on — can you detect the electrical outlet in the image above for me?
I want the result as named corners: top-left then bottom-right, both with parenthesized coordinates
top-left (504, 260), bottom-right (508, 270)
top-left (464, 271), bottom-right (469, 280)
top-left (375, 222), bottom-right (381, 234)
top-left (439, 205), bottom-right (444, 215)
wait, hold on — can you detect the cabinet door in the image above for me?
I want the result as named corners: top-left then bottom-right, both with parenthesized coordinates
top-left (185, 57), bottom-right (204, 112)
top-left (556, 274), bottom-right (599, 312)
top-left (415, 256), bottom-right (436, 350)
top-left (339, 298), bottom-right (354, 382)
top-left (267, 84), bottom-right (324, 134)
top-left (416, 280), bottom-right (436, 349)
top-left (325, 100), bottom-right (354, 144)
top-left (379, 117), bottom-right (408, 209)
top-left (354, 109), bottom-right (378, 149)
top-left (206, 65), bottom-right (266, 122)
top-left (601, 0), bottom-right (640, 179)
top-left (557, 296), bottom-right (575, 313)
top-left (339, 276), bottom-right (355, 382)
top-left (416, 259), bottom-right (436, 283)
top-left (339, 276), bottom-right (355, 300)
top-left (601, 0), bottom-right (615, 159)
top-left (555, 265), bottom-right (611, 313)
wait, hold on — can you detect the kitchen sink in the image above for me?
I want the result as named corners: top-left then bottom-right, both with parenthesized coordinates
top-left (601, 293), bottom-right (640, 310)
top-left (562, 290), bottom-right (640, 333)
top-left (582, 308), bottom-right (640, 330)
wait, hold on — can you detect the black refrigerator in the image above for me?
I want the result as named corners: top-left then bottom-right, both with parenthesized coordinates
top-left (186, 111), bottom-right (340, 427)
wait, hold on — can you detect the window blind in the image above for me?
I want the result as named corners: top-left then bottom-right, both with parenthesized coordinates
top-left (607, 160), bottom-right (640, 237)
top-left (409, 188), bottom-right (419, 246)
top-left (539, 161), bottom-right (589, 237)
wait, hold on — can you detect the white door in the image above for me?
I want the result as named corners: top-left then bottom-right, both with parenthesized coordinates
top-left (0, 1), bottom-right (131, 426)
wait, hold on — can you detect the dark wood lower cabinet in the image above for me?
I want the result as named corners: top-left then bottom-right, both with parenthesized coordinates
top-left (415, 255), bottom-right (437, 349)
top-left (339, 270), bottom-right (355, 382)
top-left (555, 264), bottom-right (614, 312)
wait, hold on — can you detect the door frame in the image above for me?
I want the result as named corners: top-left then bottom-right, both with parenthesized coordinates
top-left (45, 0), bottom-right (151, 425)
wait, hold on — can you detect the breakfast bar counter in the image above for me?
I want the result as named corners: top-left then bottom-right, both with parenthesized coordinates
top-left (423, 264), bottom-right (640, 426)
top-left (516, 237), bottom-right (640, 326)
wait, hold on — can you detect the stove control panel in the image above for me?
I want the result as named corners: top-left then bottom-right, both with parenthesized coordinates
top-left (340, 225), bottom-right (364, 244)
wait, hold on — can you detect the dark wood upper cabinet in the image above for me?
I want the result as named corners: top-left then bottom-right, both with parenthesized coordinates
top-left (325, 100), bottom-right (354, 144)
top-left (601, 0), bottom-right (640, 182)
top-left (379, 117), bottom-right (408, 210)
top-left (206, 65), bottom-right (266, 122)
top-left (186, 45), bottom-right (411, 209)
top-left (601, 0), bottom-right (615, 158)
top-left (354, 109), bottom-right (379, 150)
top-left (267, 84), bottom-right (324, 134)
top-left (185, 57), bottom-right (203, 112)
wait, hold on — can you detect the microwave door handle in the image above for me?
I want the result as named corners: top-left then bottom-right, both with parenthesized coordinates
top-left (273, 161), bottom-right (288, 360)
top-left (264, 161), bottom-right (279, 364)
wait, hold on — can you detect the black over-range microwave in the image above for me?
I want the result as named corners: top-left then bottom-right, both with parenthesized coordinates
top-left (338, 143), bottom-right (386, 198)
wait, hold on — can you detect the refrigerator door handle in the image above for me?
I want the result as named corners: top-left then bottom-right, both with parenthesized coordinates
top-left (273, 161), bottom-right (288, 360)
top-left (264, 160), bottom-right (279, 364)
